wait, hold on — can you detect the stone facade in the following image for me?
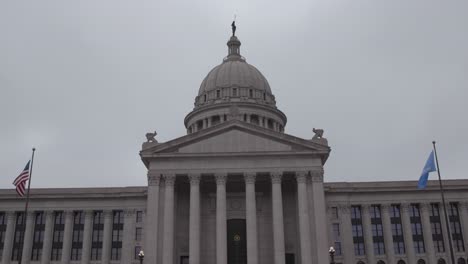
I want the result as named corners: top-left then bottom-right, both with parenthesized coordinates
top-left (2, 31), bottom-right (468, 264)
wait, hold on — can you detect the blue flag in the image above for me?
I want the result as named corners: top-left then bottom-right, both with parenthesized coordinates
top-left (418, 151), bottom-right (437, 189)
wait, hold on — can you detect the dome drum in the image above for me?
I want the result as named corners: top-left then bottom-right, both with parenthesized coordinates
top-left (195, 87), bottom-right (276, 108)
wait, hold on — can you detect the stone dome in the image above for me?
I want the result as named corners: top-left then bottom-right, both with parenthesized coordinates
top-left (198, 61), bottom-right (272, 96)
top-left (185, 33), bottom-right (286, 135)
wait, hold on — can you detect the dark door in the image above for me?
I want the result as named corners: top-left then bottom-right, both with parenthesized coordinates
top-left (227, 219), bottom-right (247, 264)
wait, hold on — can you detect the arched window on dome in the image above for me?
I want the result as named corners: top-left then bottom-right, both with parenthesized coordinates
top-left (377, 260), bottom-right (385, 264)
top-left (267, 119), bottom-right (274, 130)
top-left (457, 258), bottom-right (466, 264)
top-left (417, 259), bottom-right (426, 264)
top-left (249, 89), bottom-right (253, 98)
top-left (250, 115), bottom-right (259, 126)
top-left (397, 260), bottom-right (406, 264)
top-left (216, 90), bottom-right (221, 99)
top-left (263, 92), bottom-right (266, 101)
top-left (211, 116), bottom-right (221, 126)
top-left (357, 261), bottom-right (365, 264)
top-left (438, 258), bottom-right (446, 264)
top-left (204, 94), bottom-right (207, 102)
top-left (196, 120), bottom-right (203, 131)
top-left (233, 88), bottom-right (237, 97)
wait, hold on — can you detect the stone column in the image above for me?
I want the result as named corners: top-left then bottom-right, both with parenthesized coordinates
top-left (145, 173), bottom-right (161, 264)
top-left (61, 211), bottom-right (74, 264)
top-left (189, 174), bottom-right (201, 264)
top-left (381, 204), bottom-right (395, 264)
top-left (162, 174), bottom-right (176, 264)
top-left (420, 204), bottom-right (436, 264)
top-left (41, 211), bottom-right (55, 264)
top-left (310, 169), bottom-right (329, 264)
top-left (270, 172), bottom-right (285, 264)
top-left (215, 173), bottom-right (228, 264)
top-left (296, 171), bottom-right (312, 264)
top-left (121, 209), bottom-right (136, 264)
top-left (400, 204), bottom-right (416, 264)
top-left (81, 210), bottom-right (94, 264)
top-left (459, 202), bottom-right (468, 258)
top-left (361, 205), bottom-right (376, 264)
top-left (439, 202), bottom-right (451, 259)
top-left (1, 212), bottom-right (16, 264)
top-left (339, 205), bottom-right (355, 262)
top-left (101, 210), bottom-right (113, 264)
top-left (21, 212), bottom-right (35, 264)
top-left (244, 173), bottom-right (258, 264)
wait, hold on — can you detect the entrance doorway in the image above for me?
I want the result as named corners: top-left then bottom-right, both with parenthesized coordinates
top-left (227, 219), bottom-right (247, 264)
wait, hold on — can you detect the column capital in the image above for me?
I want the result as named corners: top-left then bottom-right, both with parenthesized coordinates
top-left (6, 211), bottom-right (16, 220)
top-left (295, 171), bottom-right (308, 184)
top-left (163, 174), bottom-right (177, 187)
top-left (270, 172), bottom-right (282, 184)
top-left (310, 168), bottom-right (324, 182)
top-left (215, 173), bottom-right (227, 185)
top-left (124, 209), bottom-right (136, 217)
top-left (361, 204), bottom-right (371, 211)
top-left (400, 203), bottom-right (410, 213)
top-left (84, 210), bottom-right (94, 218)
top-left (45, 210), bottom-right (55, 219)
top-left (419, 203), bottom-right (430, 213)
top-left (244, 173), bottom-right (256, 184)
top-left (103, 210), bottom-right (113, 218)
top-left (188, 174), bottom-right (201, 186)
top-left (148, 173), bottom-right (161, 186)
top-left (459, 201), bottom-right (468, 211)
top-left (338, 205), bottom-right (350, 215)
top-left (381, 203), bottom-right (391, 212)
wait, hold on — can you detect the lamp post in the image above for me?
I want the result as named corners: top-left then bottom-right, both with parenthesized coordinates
top-left (329, 246), bottom-right (336, 264)
top-left (138, 250), bottom-right (144, 264)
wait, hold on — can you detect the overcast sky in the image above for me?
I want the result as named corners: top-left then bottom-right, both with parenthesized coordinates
top-left (1, 0), bottom-right (467, 189)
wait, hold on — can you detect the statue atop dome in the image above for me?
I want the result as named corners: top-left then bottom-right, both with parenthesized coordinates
top-left (231, 21), bottom-right (236, 36)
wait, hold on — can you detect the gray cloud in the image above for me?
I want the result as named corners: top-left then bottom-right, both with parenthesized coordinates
top-left (1, 0), bottom-right (467, 188)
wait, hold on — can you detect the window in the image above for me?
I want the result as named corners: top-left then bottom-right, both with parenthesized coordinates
top-left (0, 212), bottom-right (6, 260)
top-left (449, 203), bottom-right (465, 252)
top-left (111, 210), bottom-right (123, 260)
top-left (390, 205), bottom-right (405, 254)
top-left (51, 211), bottom-right (64, 261)
top-left (397, 261), bottom-right (406, 264)
top-left (216, 90), bottom-right (221, 98)
top-left (233, 88), bottom-right (237, 97)
top-left (330, 207), bottom-right (338, 219)
top-left (135, 227), bottom-right (142, 241)
top-left (71, 211), bottom-right (84, 261)
top-left (430, 203), bottom-right (445, 252)
top-left (351, 206), bottom-right (365, 255)
top-left (377, 261), bottom-right (386, 264)
top-left (285, 253), bottom-right (295, 264)
top-left (332, 223), bottom-right (342, 255)
top-left (263, 92), bottom-right (266, 100)
top-left (370, 205), bottom-right (385, 255)
top-left (31, 212), bottom-right (45, 261)
top-left (410, 204), bottom-right (425, 253)
top-left (203, 94), bottom-right (207, 102)
top-left (91, 211), bottom-right (104, 260)
top-left (457, 258), bottom-right (466, 264)
top-left (136, 211), bottom-right (143, 223)
top-left (11, 212), bottom-right (25, 261)
top-left (418, 259), bottom-right (426, 264)
top-left (180, 256), bottom-right (189, 264)
top-left (134, 246), bottom-right (141, 260)
top-left (249, 89), bottom-right (253, 98)
top-left (438, 258), bottom-right (447, 264)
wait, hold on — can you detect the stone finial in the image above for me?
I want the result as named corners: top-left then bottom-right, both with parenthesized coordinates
top-left (145, 131), bottom-right (158, 143)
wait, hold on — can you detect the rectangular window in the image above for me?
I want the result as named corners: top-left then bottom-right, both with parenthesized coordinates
top-left (249, 89), bottom-right (253, 98)
top-left (136, 211), bottom-right (143, 223)
top-left (31, 212), bottom-right (45, 261)
top-left (351, 206), bottom-right (365, 255)
top-left (410, 204), bottom-right (425, 253)
top-left (430, 203), bottom-right (445, 253)
top-left (0, 212), bottom-right (6, 260)
top-left (370, 205), bottom-right (385, 255)
top-left (134, 246), bottom-right (141, 260)
top-left (390, 205), bottom-right (405, 254)
top-left (332, 223), bottom-right (342, 255)
top-left (135, 227), bottom-right (142, 241)
top-left (91, 211), bottom-right (104, 261)
top-left (216, 90), bottom-right (221, 98)
top-left (331, 207), bottom-right (338, 219)
top-left (51, 211), bottom-right (64, 261)
top-left (449, 203), bottom-right (465, 252)
top-left (180, 256), bottom-right (189, 264)
top-left (233, 88), bottom-right (237, 97)
top-left (12, 212), bottom-right (25, 261)
top-left (71, 211), bottom-right (84, 261)
top-left (111, 210), bottom-right (123, 260)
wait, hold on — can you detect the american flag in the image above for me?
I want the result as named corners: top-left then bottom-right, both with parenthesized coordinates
top-left (12, 161), bottom-right (30, 197)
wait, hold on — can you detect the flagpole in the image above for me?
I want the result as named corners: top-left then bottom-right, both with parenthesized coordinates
top-left (433, 141), bottom-right (455, 264)
top-left (18, 147), bottom-right (35, 264)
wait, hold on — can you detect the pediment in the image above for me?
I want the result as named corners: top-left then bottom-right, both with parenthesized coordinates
top-left (140, 120), bottom-right (330, 157)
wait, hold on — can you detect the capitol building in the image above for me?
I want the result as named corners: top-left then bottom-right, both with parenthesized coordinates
top-left (1, 30), bottom-right (468, 264)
